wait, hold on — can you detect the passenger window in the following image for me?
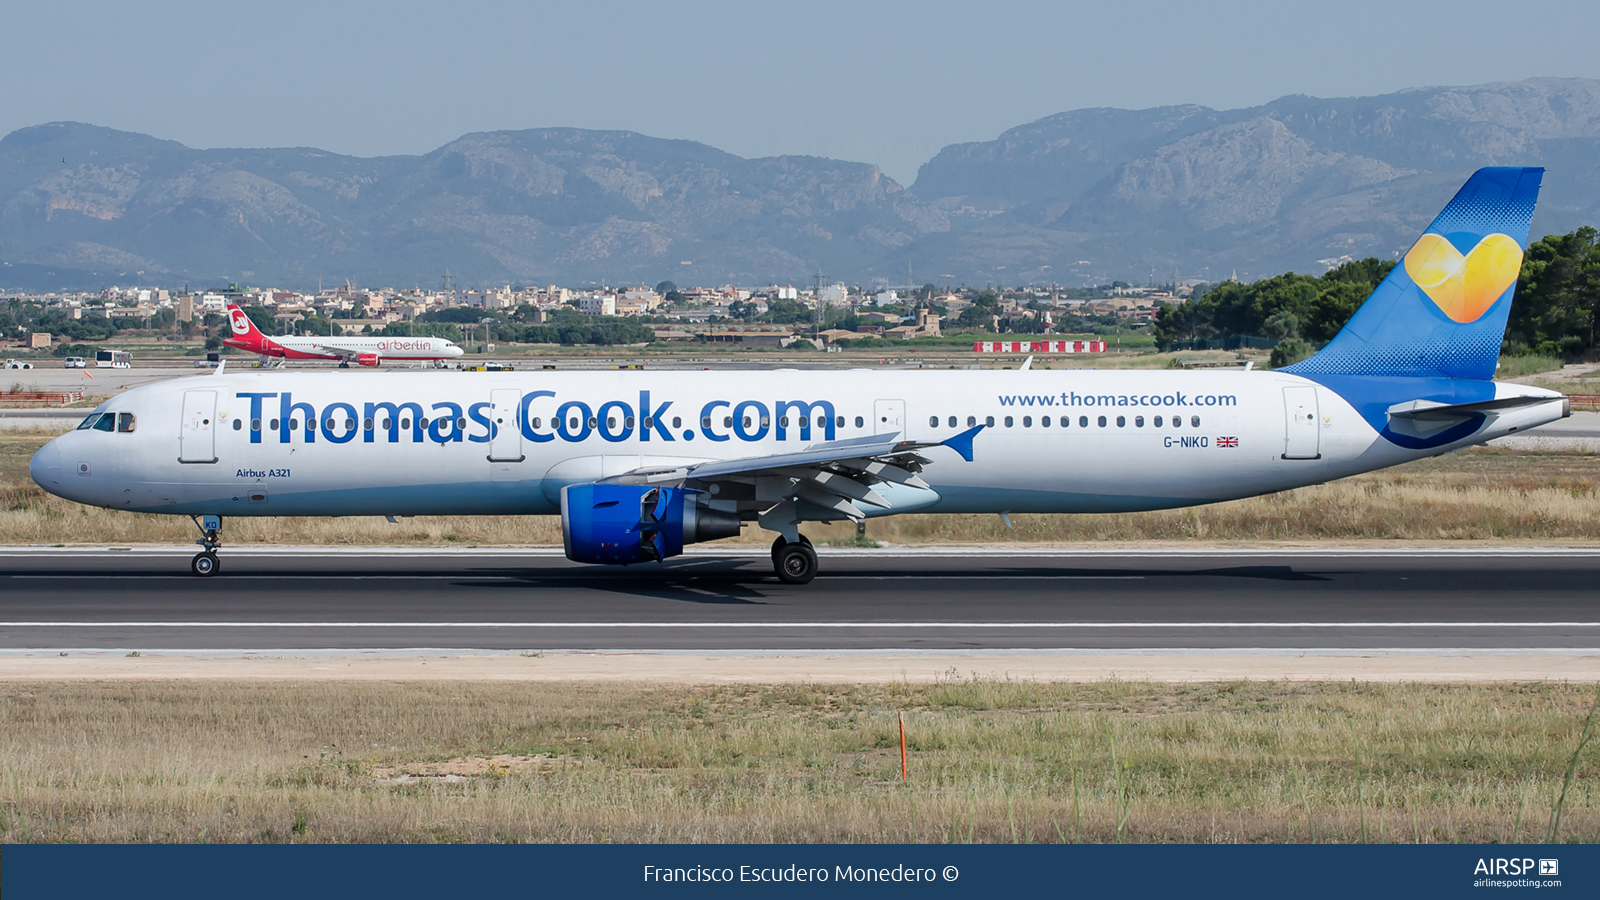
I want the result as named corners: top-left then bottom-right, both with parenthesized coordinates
top-left (741, 416), bottom-right (751, 429)
top-left (985, 416), bottom-right (995, 427)
top-left (780, 417), bottom-right (790, 428)
top-left (117, 413), bottom-right (135, 433)
top-left (346, 418), bottom-right (356, 430)
top-left (1097, 416), bottom-right (1107, 427)
top-left (531, 417), bottom-right (542, 429)
top-left (672, 416), bottom-right (682, 428)
top-left (1154, 416), bottom-right (1163, 427)
top-left (396, 418), bottom-right (405, 430)
top-left (233, 419), bottom-right (243, 431)
top-left (1135, 416), bottom-right (1144, 427)
top-left (817, 416), bottom-right (826, 428)
top-left (948, 416), bottom-right (957, 428)
top-left (1116, 416), bottom-right (1126, 427)
top-left (724, 416), bottom-right (733, 428)
top-left (1061, 416), bottom-right (1070, 427)
top-left (626, 416), bottom-right (635, 429)
top-left (1004, 416), bottom-right (1014, 427)
top-left (290, 418), bottom-right (301, 430)
top-left (1022, 416), bottom-right (1032, 427)
top-left (836, 416), bottom-right (844, 428)
top-left (363, 418), bottom-right (374, 431)
top-left (929, 416), bottom-right (938, 428)
top-left (1191, 415), bottom-right (1200, 427)
top-left (587, 416), bottom-right (598, 429)
top-left (252, 418), bottom-right (262, 431)
top-left (967, 416), bottom-right (977, 427)
top-left (1172, 417), bottom-right (1181, 429)
top-left (608, 416), bottom-right (618, 429)
top-left (420, 417), bottom-right (430, 428)
top-left (1041, 415), bottom-right (1050, 427)
top-left (456, 416), bottom-right (466, 429)
top-left (271, 418), bottom-right (280, 430)
top-left (855, 416), bottom-right (864, 428)
top-left (1080, 416), bottom-right (1089, 428)
top-left (381, 418), bottom-right (390, 430)
top-left (93, 413), bottom-right (115, 432)
top-left (760, 415), bottom-right (770, 428)
top-left (701, 416), bottom-right (711, 429)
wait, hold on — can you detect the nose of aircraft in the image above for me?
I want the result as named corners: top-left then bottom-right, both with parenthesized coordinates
top-left (448, 345), bottom-right (465, 358)
top-left (29, 438), bottom-right (60, 488)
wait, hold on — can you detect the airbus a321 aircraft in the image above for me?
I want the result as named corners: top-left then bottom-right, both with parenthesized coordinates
top-left (30, 167), bottom-right (1568, 583)
top-left (221, 305), bottom-right (464, 367)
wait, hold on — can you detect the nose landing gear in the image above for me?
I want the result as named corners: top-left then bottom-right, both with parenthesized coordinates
top-left (189, 514), bottom-right (223, 576)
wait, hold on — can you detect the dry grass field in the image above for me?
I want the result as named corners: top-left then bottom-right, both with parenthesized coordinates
top-left (3, 432), bottom-right (1599, 547)
top-left (0, 679), bottom-right (1595, 844)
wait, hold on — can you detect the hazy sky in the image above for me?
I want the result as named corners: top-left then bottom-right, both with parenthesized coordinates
top-left (5, 0), bottom-right (1600, 185)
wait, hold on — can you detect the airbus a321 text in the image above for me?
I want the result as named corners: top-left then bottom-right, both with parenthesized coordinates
top-left (222, 306), bottom-right (463, 367)
top-left (31, 168), bottom-right (1568, 583)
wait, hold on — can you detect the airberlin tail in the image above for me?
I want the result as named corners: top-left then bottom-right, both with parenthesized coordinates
top-left (223, 305), bottom-right (283, 356)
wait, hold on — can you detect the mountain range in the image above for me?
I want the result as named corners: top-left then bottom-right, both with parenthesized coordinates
top-left (4, 77), bottom-right (1600, 291)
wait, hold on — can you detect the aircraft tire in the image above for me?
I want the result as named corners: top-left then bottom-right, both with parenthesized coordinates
top-left (191, 551), bottom-right (220, 577)
top-left (775, 543), bottom-right (817, 585)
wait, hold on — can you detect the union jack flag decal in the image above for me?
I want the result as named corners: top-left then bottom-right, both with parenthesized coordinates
top-left (1217, 436), bottom-right (1239, 447)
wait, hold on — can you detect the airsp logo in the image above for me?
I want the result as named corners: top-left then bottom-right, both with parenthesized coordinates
top-left (1474, 858), bottom-right (1547, 876)
top-left (229, 309), bottom-right (252, 335)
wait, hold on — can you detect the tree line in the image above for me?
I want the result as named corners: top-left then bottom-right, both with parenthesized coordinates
top-left (1155, 228), bottom-right (1600, 366)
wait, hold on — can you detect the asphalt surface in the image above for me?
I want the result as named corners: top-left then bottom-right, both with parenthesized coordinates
top-left (0, 548), bottom-right (1596, 652)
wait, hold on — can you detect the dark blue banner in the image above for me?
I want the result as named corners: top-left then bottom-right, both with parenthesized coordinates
top-left (3, 844), bottom-right (1594, 898)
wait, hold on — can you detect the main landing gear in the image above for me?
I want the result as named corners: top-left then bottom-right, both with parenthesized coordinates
top-left (770, 534), bottom-right (817, 585)
top-left (189, 514), bottom-right (223, 577)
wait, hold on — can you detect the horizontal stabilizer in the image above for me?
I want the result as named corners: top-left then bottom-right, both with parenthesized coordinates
top-left (1387, 395), bottom-right (1566, 421)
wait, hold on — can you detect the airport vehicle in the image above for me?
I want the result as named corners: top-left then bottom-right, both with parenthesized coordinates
top-left (194, 352), bottom-right (223, 369)
top-left (95, 350), bottom-right (131, 369)
top-left (63, 357), bottom-right (86, 369)
top-left (29, 168), bottom-right (1569, 582)
top-left (221, 307), bottom-right (465, 367)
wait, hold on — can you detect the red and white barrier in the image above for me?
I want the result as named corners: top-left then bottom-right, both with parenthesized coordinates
top-left (973, 340), bottom-right (1106, 353)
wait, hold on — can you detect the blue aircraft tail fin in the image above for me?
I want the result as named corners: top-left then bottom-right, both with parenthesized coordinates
top-left (1283, 167), bottom-right (1543, 381)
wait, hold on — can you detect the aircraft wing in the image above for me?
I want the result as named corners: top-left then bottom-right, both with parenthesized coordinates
top-left (609, 425), bottom-right (985, 520)
top-left (301, 342), bottom-right (360, 360)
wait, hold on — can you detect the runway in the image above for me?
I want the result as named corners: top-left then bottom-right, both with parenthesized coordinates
top-left (1, 547), bottom-right (1597, 652)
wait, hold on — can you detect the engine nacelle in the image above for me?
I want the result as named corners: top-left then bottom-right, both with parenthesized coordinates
top-left (560, 483), bottom-right (741, 565)
top-left (356, 353), bottom-right (381, 367)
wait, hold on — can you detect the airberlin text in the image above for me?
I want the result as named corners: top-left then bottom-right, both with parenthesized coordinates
top-left (233, 392), bottom-right (837, 446)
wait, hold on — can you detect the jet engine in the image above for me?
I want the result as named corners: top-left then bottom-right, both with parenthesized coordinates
top-left (561, 484), bottom-right (741, 564)
top-left (356, 353), bottom-right (381, 367)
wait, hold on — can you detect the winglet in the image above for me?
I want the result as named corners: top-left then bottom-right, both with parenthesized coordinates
top-left (214, 359), bottom-right (226, 376)
top-left (941, 424), bottom-right (985, 462)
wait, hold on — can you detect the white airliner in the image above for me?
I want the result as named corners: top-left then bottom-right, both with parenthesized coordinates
top-left (222, 305), bottom-right (464, 366)
top-left (31, 168), bottom-right (1568, 583)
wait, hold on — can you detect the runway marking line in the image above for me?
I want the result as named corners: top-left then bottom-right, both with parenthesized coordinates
top-left (3, 621), bottom-right (1600, 629)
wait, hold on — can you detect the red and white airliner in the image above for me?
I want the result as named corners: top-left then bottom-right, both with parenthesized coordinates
top-left (222, 305), bottom-right (464, 367)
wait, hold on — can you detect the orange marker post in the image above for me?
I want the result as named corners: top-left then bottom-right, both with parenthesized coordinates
top-left (899, 712), bottom-right (908, 781)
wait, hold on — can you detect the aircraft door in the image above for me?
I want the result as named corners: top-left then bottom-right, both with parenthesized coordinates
top-left (873, 399), bottom-right (906, 437)
top-left (179, 390), bottom-right (218, 463)
top-left (487, 388), bottom-right (523, 462)
top-left (1281, 386), bottom-right (1320, 459)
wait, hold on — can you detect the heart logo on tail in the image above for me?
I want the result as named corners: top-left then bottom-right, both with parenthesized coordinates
top-left (1403, 232), bottom-right (1522, 323)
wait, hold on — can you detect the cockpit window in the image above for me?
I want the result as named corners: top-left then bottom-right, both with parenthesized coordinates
top-left (117, 412), bottom-right (136, 433)
top-left (92, 413), bottom-right (115, 432)
top-left (76, 414), bottom-right (100, 430)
